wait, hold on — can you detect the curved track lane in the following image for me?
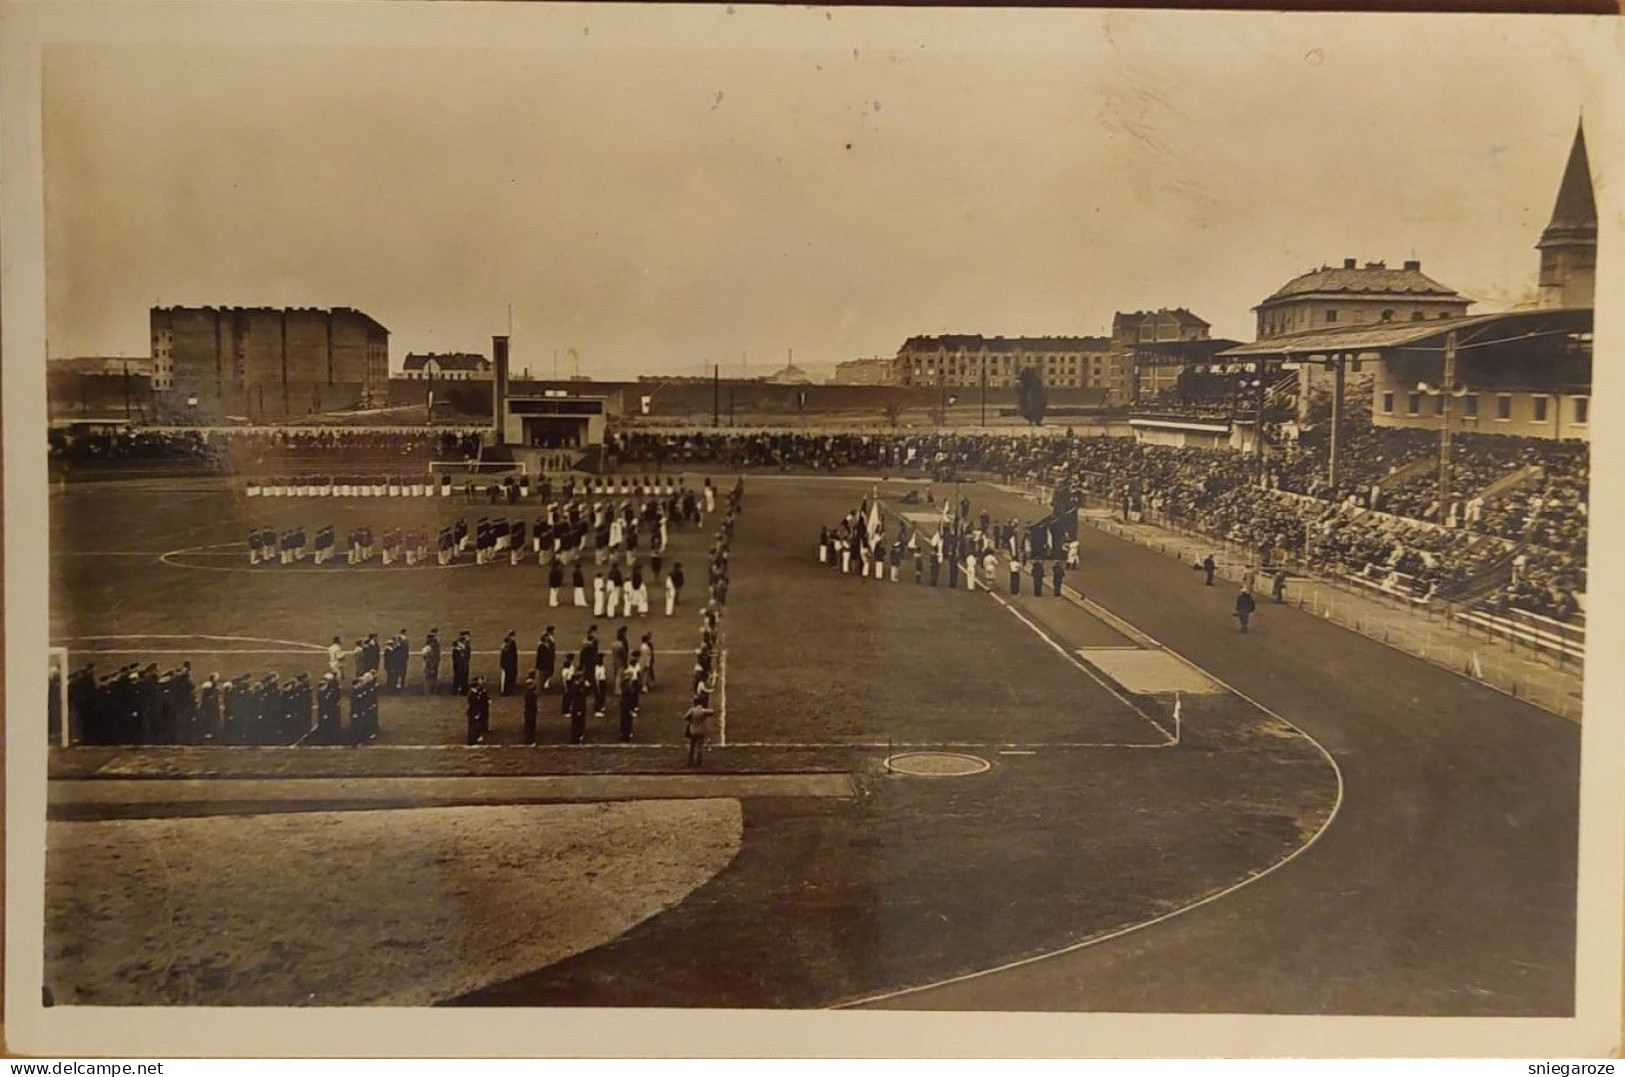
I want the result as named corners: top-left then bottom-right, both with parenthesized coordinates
top-left (864, 508), bottom-right (1579, 1015)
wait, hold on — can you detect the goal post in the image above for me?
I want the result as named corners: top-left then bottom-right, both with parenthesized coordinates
top-left (48, 646), bottom-right (70, 748)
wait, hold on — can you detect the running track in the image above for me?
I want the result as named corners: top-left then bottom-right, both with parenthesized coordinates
top-left (865, 505), bottom-right (1579, 1015)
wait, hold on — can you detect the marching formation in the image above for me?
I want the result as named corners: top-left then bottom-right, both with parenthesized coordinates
top-left (54, 478), bottom-right (747, 757)
top-left (243, 475), bottom-right (720, 582)
top-left (463, 477), bottom-right (744, 756)
top-left (818, 489), bottom-right (1080, 597)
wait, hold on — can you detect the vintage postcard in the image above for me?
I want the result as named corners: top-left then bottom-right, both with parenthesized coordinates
top-left (3, 0), bottom-right (1622, 1058)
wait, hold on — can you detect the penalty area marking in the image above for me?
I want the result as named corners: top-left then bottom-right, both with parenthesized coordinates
top-left (829, 605), bottom-right (1347, 1011)
top-left (982, 588), bottom-right (1173, 744)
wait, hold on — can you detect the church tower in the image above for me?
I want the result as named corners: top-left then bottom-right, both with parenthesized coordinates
top-left (1536, 121), bottom-right (1597, 309)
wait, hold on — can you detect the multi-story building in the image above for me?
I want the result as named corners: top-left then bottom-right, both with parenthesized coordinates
top-left (400, 352), bottom-right (492, 381)
top-left (1537, 123), bottom-right (1596, 310)
top-left (1111, 308), bottom-right (1212, 399)
top-left (894, 335), bottom-right (1118, 396)
top-left (1252, 260), bottom-right (1470, 340)
top-left (150, 306), bottom-right (389, 419)
top-left (831, 357), bottom-right (898, 386)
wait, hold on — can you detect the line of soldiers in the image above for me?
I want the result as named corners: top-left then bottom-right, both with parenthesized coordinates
top-left (59, 662), bottom-right (380, 746)
top-left (244, 480), bottom-right (713, 572)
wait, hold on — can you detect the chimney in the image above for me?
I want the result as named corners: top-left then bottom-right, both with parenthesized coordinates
top-left (492, 335), bottom-right (510, 443)
top-left (1343, 258), bottom-right (1357, 269)
top-left (1403, 259), bottom-right (1421, 271)
top-left (1365, 261), bottom-right (1384, 270)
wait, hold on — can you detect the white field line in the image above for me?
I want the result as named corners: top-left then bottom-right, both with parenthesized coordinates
top-left (982, 588), bottom-right (1174, 744)
top-left (831, 603), bottom-right (1348, 1011)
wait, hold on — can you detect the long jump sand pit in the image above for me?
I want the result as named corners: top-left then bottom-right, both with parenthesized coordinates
top-left (46, 800), bottom-right (743, 1006)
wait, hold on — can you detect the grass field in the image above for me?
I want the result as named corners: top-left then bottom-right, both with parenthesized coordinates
top-left (45, 470), bottom-right (1342, 1007)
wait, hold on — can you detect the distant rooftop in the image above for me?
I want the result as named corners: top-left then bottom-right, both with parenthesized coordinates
top-left (899, 334), bottom-right (1113, 353)
top-left (1257, 260), bottom-right (1464, 308)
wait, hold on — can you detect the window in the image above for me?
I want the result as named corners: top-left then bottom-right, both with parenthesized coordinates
top-left (1325, 309), bottom-right (1338, 323)
top-left (1411, 311), bottom-right (1426, 321)
top-left (1496, 394), bottom-right (1512, 421)
top-left (1575, 397), bottom-right (1589, 425)
top-left (1381, 392), bottom-right (1395, 414)
top-left (1407, 392), bottom-right (1421, 416)
top-left (1533, 396), bottom-right (1549, 423)
top-left (1464, 395), bottom-right (1479, 418)
top-left (1434, 395), bottom-right (1446, 416)
top-left (1381, 309), bottom-right (1395, 322)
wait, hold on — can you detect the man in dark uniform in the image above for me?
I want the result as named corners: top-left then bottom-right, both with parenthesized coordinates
top-left (522, 673), bottom-right (540, 745)
top-left (422, 628), bottom-right (442, 693)
top-left (393, 629), bottom-right (411, 690)
top-left (451, 630), bottom-right (472, 695)
top-left (197, 672), bottom-right (222, 742)
top-left (316, 672), bottom-right (343, 744)
top-left (1051, 560), bottom-right (1065, 599)
top-left (1235, 588), bottom-right (1257, 633)
top-left (1203, 554), bottom-right (1217, 586)
top-left (466, 676), bottom-right (491, 745)
top-left (536, 627), bottom-right (557, 690)
top-left (566, 664), bottom-right (589, 744)
top-left (499, 630), bottom-right (520, 696)
top-left (349, 674), bottom-right (369, 745)
top-left (618, 659), bottom-right (642, 742)
top-left (1031, 559), bottom-right (1045, 598)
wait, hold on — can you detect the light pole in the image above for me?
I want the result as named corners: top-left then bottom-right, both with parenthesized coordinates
top-left (1418, 331), bottom-right (1463, 523)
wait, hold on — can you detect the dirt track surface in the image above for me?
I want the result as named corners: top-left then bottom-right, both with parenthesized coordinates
top-left (45, 801), bottom-right (741, 1006)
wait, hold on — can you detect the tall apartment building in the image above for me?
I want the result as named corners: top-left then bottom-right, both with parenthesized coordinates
top-left (1112, 308), bottom-right (1212, 399)
top-left (150, 306), bottom-right (389, 420)
top-left (894, 335), bottom-right (1120, 397)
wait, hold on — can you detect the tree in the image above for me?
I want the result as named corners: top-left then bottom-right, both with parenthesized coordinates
top-left (1017, 366), bottom-right (1048, 426)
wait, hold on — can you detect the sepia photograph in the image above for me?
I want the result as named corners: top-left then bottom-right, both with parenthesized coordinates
top-left (3, 0), bottom-right (1623, 1058)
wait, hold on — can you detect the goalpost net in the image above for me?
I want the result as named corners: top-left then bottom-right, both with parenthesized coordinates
top-left (48, 646), bottom-right (70, 748)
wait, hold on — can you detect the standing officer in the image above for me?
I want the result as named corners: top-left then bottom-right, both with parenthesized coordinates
top-left (1051, 560), bottom-right (1065, 599)
top-left (535, 627), bottom-right (557, 690)
top-left (618, 658), bottom-right (642, 742)
top-left (1235, 588), bottom-right (1257, 633)
top-left (465, 676), bottom-right (491, 744)
top-left (422, 628), bottom-right (442, 694)
top-left (316, 672), bottom-right (342, 744)
top-left (499, 630), bottom-right (520, 696)
top-left (451, 631), bottom-right (472, 695)
top-left (522, 672), bottom-right (540, 745)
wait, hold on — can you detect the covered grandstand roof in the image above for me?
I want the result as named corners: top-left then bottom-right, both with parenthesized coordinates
top-left (1218, 308), bottom-right (1592, 358)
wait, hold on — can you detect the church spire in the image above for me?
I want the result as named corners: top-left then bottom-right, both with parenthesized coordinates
top-left (1539, 121), bottom-right (1597, 248)
top-left (1535, 119), bottom-right (1597, 309)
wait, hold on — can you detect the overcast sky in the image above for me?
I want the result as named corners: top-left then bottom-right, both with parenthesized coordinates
top-left (41, 9), bottom-right (1598, 378)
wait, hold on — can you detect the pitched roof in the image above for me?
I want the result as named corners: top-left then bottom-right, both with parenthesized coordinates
top-left (1540, 122), bottom-right (1597, 246)
top-left (402, 352), bottom-right (490, 372)
top-left (1257, 263), bottom-right (1464, 307)
top-left (898, 334), bottom-right (1113, 353)
top-left (1112, 308), bottom-right (1210, 329)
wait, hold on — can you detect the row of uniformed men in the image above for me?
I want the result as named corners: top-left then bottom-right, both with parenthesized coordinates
top-left (61, 662), bottom-right (380, 745)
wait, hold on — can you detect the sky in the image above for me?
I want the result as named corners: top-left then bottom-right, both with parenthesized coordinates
top-left (40, 8), bottom-right (1600, 379)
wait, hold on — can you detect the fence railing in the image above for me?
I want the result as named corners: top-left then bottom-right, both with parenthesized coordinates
top-left (997, 482), bottom-right (1583, 721)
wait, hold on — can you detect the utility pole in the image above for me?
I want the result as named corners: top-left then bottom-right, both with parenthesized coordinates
top-left (1330, 353), bottom-right (1344, 490)
top-left (123, 360), bottom-right (132, 422)
top-left (1438, 331), bottom-right (1457, 518)
top-left (713, 363), bottom-right (720, 428)
top-left (980, 355), bottom-right (987, 427)
top-left (1253, 360), bottom-right (1266, 482)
